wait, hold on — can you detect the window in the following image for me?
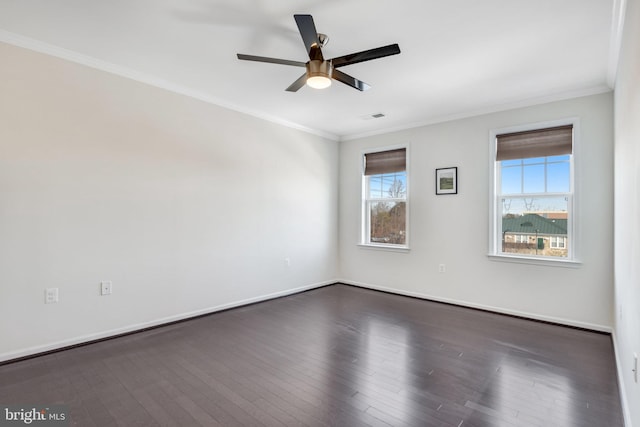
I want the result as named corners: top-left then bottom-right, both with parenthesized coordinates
top-left (362, 147), bottom-right (408, 248)
top-left (514, 235), bottom-right (528, 244)
top-left (550, 236), bottom-right (566, 249)
top-left (490, 122), bottom-right (577, 262)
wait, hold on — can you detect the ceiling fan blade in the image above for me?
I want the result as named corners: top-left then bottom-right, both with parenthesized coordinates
top-left (286, 73), bottom-right (308, 92)
top-left (332, 69), bottom-right (371, 91)
top-left (331, 44), bottom-right (401, 68)
top-left (294, 14), bottom-right (323, 60)
top-left (237, 54), bottom-right (306, 67)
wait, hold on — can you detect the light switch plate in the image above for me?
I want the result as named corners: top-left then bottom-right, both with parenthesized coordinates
top-left (100, 281), bottom-right (112, 296)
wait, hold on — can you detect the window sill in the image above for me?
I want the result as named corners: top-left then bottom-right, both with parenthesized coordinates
top-left (488, 253), bottom-right (582, 268)
top-left (358, 243), bottom-right (410, 253)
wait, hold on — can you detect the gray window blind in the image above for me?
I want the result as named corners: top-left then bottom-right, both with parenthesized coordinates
top-left (496, 125), bottom-right (573, 161)
top-left (364, 148), bottom-right (406, 175)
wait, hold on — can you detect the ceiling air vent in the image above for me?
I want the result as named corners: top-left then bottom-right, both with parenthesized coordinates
top-left (361, 113), bottom-right (386, 120)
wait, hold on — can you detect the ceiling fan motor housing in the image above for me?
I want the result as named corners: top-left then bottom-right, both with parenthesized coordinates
top-left (307, 59), bottom-right (332, 80)
top-left (305, 59), bottom-right (333, 89)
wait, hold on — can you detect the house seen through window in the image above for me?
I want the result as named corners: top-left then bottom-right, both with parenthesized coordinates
top-left (494, 124), bottom-right (574, 260)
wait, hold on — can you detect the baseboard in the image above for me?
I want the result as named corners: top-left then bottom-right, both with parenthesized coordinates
top-left (338, 279), bottom-right (612, 333)
top-left (0, 280), bottom-right (334, 364)
top-left (612, 332), bottom-right (634, 427)
top-left (2, 279), bottom-right (614, 363)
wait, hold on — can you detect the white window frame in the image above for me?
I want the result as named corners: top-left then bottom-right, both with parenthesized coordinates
top-left (550, 236), bottom-right (567, 249)
top-left (514, 235), bottom-right (528, 244)
top-left (360, 145), bottom-right (410, 251)
top-left (488, 118), bottom-right (581, 267)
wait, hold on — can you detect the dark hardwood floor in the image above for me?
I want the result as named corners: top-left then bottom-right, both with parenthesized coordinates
top-left (0, 284), bottom-right (624, 426)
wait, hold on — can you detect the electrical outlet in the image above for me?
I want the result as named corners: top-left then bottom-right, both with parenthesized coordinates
top-left (100, 281), bottom-right (112, 296)
top-left (45, 288), bottom-right (59, 304)
top-left (438, 264), bottom-right (446, 273)
top-left (284, 257), bottom-right (291, 267)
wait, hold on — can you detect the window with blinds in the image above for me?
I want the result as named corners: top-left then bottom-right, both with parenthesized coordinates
top-left (492, 123), bottom-right (576, 261)
top-left (362, 147), bottom-right (408, 247)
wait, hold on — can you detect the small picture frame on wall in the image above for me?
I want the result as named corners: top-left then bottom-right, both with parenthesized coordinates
top-left (436, 167), bottom-right (458, 195)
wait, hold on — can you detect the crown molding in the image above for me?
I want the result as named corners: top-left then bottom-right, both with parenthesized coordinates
top-left (606, 0), bottom-right (628, 88)
top-left (0, 30), bottom-right (339, 142)
top-left (340, 85), bottom-right (612, 142)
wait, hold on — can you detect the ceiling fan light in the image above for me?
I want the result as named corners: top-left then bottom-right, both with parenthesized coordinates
top-left (306, 59), bottom-right (332, 89)
top-left (306, 75), bottom-right (332, 89)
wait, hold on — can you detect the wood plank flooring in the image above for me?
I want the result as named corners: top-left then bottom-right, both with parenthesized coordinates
top-left (0, 284), bottom-right (624, 426)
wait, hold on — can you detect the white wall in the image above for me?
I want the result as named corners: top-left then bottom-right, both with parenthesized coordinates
top-left (0, 42), bottom-right (339, 361)
top-left (614, 0), bottom-right (640, 424)
top-left (339, 93), bottom-right (614, 330)
top-left (0, 26), bottom-right (630, 419)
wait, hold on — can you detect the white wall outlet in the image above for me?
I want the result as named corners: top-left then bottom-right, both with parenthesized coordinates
top-left (284, 257), bottom-right (291, 267)
top-left (438, 264), bottom-right (446, 273)
top-left (100, 281), bottom-right (112, 296)
top-left (45, 288), bottom-right (59, 304)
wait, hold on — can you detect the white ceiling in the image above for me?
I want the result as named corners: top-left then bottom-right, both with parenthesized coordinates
top-left (0, 0), bottom-right (621, 140)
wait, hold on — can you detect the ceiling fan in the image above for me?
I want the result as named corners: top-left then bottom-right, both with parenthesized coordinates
top-left (237, 14), bottom-right (401, 92)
